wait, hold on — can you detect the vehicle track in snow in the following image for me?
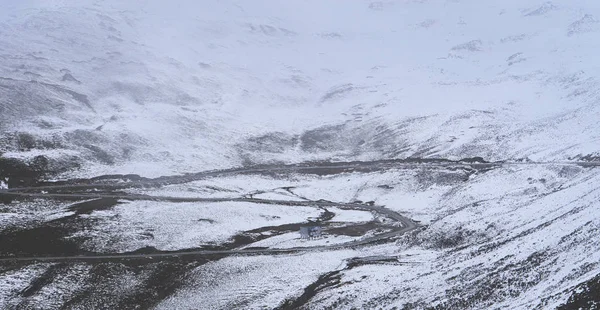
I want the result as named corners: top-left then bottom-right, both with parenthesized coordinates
top-left (1, 159), bottom-right (597, 263)
top-left (0, 195), bottom-right (417, 263)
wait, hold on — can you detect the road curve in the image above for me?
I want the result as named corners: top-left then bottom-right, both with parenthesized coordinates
top-left (2, 159), bottom-right (598, 195)
top-left (1, 159), bottom-right (597, 263)
top-left (0, 196), bottom-right (417, 263)
top-left (4, 160), bottom-right (493, 193)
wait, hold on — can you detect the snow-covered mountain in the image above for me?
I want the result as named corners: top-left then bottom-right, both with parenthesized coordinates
top-left (1, 1), bottom-right (600, 309)
top-left (1, 0), bottom-right (599, 178)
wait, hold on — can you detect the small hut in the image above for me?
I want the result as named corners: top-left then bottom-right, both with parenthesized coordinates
top-left (299, 226), bottom-right (322, 239)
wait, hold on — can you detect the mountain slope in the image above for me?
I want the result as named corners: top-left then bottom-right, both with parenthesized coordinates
top-left (1, 1), bottom-right (600, 309)
top-left (1, 0), bottom-right (599, 178)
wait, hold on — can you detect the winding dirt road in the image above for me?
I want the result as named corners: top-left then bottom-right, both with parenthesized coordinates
top-left (0, 194), bottom-right (417, 263)
top-left (1, 159), bottom-right (597, 263)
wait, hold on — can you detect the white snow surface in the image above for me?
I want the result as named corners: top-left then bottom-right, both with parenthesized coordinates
top-left (241, 232), bottom-right (358, 250)
top-left (156, 250), bottom-right (355, 310)
top-left (0, 164), bottom-right (599, 308)
top-left (0, 264), bottom-right (53, 308)
top-left (328, 207), bottom-right (374, 223)
top-left (284, 165), bottom-right (600, 309)
top-left (140, 165), bottom-right (600, 309)
top-left (0, 199), bottom-right (75, 231)
top-left (1, 0), bottom-right (599, 178)
top-left (1, 1), bottom-right (600, 309)
top-left (69, 200), bottom-right (322, 252)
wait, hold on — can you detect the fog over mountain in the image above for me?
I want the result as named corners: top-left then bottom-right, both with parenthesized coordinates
top-left (1, 1), bottom-right (599, 309)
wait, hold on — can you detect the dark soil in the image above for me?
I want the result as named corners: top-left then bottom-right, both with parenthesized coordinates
top-left (68, 198), bottom-right (120, 215)
top-left (54, 259), bottom-right (210, 309)
top-left (20, 263), bottom-right (69, 297)
top-left (106, 260), bottom-right (205, 310)
top-left (0, 220), bottom-right (88, 257)
top-left (275, 253), bottom-right (401, 309)
top-left (558, 273), bottom-right (600, 310)
top-left (0, 198), bottom-right (125, 257)
top-left (0, 156), bottom-right (43, 188)
top-left (0, 154), bottom-right (81, 190)
top-left (0, 158), bottom-right (489, 309)
top-left (276, 270), bottom-right (343, 310)
top-left (4, 157), bottom-right (496, 197)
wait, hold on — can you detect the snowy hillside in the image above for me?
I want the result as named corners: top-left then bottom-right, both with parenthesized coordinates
top-left (1, 0), bottom-right (600, 309)
top-left (1, 0), bottom-right (599, 178)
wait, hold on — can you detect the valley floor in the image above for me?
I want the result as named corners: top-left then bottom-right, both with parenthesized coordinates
top-left (1, 159), bottom-right (599, 309)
